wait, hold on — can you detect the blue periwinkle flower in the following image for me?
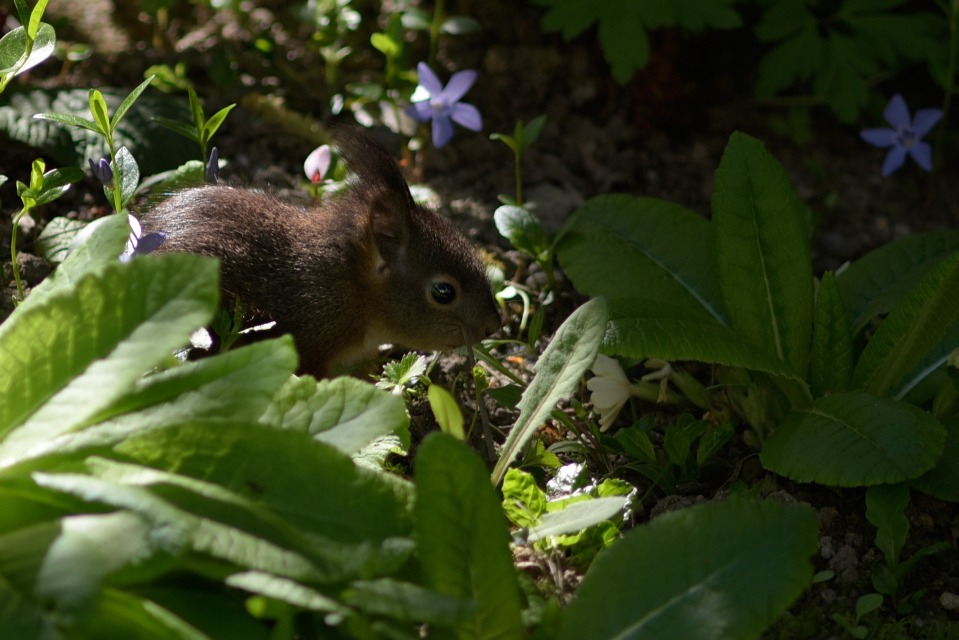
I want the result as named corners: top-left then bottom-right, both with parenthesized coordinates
top-left (406, 62), bottom-right (482, 148)
top-left (88, 156), bottom-right (113, 184)
top-left (861, 94), bottom-right (943, 177)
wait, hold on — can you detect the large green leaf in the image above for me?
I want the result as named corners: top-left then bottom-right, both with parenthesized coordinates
top-left (556, 194), bottom-right (726, 324)
top-left (113, 422), bottom-right (412, 544)
top-left (602, 297), bottom-right (806, 384)
top-left (491, 297), bottom-right (608, 486)
top-left (0, 254), bottom-right (218, 454)
top-left (810, 272), bottom-right (853, 397)
top-left (415, 433), bottom-right (524, 639)
top-left (761, 391), bottom-right (945, 486)
top-left (260, 376), bottom-right (410, 454)
top-left (712, 132), bottom-right (813, 377)
top-left (558, 498), bottom-right (817, 640)
top-left (852, 253), bottom-right (959, 398)
top-left (836, 231), bottom-right (959, 334)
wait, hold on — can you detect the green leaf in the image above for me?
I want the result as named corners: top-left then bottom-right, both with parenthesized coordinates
top-left (836, 231), bottom-right (959, 334)
top-left (853, 253), bottom-right (959, 399)
top-left (603, 298), bottom-right (809, 390)
top-left (34, 218), bottom-right (87, 264)
top-left (761, 391), bottom-right (946, 486)
top-left (26, 0), bottom-right (49, 39)
top-left (10, 88), bottom-right (195, 176)
top-left (713, 132), bottom-right (813, 376)
top-left (491, 297), bottom-right (608, 486)
top-left (187, 85), bottom-right (204, 132)
top-left (528, 497), bottom-right (627, 542)
top-left (501, 468), bottom-right (548, 528)
top-left (865, 483), bottom-right (909, 567)
top-left (810, 272), bottom-right (853, 397)
top-left (345, 578), bottom-right (475, 626)
top-left (558, 498), bottom-right (817, 640)
top-left (225, 571), bottom-right (347, 614)
top-left (154, 116), bottom-right (200, 142)
top-left (260, 376), bottom-right (410, 454)
top-left (428, 385), bottom-right (465, 439)
top-left (557, 194), bottom-right (727, 324)
top-left (371, 32), bottom-right (400, 56)
top-left (113, 146), bottom-right (140, 206)
top-left (415, 433), bottom-right (524, 639)
top-left (0, 22), bottom-right (55, 77)
top-left (201, 103), bottom-right (235, 143)
top-left (112, 75), bottom-right (155, 131)
top-left (31, 110), bottom-right (101, 134)
top-left (88, 88), bottom-right (111, 135)
top-left (0, 254), bottom-right (219, 456)
top-left (494, 205), bottom-right (549, 258)
top-left (522, 114), bottom-right (548, 148)
top-left (114, 422), bottom-right (412, 544)
top-left (440, 15), bottom-right (481, 35)
top-left (913, 417), bottom-right (959, 502)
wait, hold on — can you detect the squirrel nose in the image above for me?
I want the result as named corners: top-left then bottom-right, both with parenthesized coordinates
top-left (483, 308), bottom-right (502, 337)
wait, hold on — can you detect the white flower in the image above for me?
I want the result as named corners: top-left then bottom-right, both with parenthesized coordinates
top-left (586, 354), bottom-right (633, 431)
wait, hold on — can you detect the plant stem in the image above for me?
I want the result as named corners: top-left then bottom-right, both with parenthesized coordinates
top-left (429, 0), bottom-right (445, 68)
top-left (514, 148), bottom-right (523, 206)
top-left (11, 206), bottom-right (29, 301)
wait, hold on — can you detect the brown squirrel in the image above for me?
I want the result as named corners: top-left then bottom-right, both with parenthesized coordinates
top-left (142, 129), bottom-right (501, 377)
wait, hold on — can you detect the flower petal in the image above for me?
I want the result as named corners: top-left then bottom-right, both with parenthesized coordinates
top-left (416, 62), bottom-right (443, 97)
top-left (590, 354), bottom-right (629, 382)
top-left (881, 146), bottom-right (908, 177)
top-left (406, 101), bottom-right (433, 123)
top-left (883, 94), bottom-right (910, 128)
top-left (432, 114), bottom-right (454, 148)
top-left (907, 140), bottom-right (933, 172)
top-left (912, 108), bottom-right (943, 138)
top-left (450, 102), bottom-right (483, 131)
top-left (136, 232), bottom-right (167, 256)
top-left (861, 128), bottom-right (897, 148)
top-left (440, 69), bottom-right (477, 104)
top-left (303, 144), bottom-right (331, 181)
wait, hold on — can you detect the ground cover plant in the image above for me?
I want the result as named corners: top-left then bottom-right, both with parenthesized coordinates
top-left (1, 0), bottom-right (958, 638)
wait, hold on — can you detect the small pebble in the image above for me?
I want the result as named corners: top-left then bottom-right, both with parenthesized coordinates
top-left (940, 592), bottom-right (959, 612)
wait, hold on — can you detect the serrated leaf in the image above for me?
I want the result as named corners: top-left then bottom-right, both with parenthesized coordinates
top-left (0, 254), bottom-right (218, 457)
top-left (853, 253), bottom-right (959, 398)
top-left (491, 297), bottom-right (608, 486)
top-left (713, 132), bottom-right (813, 376)
top-left (260, 376), bottom-right (410, 454)
top-left (415, 433), bottom-right (524, 639)
top-left (557, 194), bottom-right (727, 324)
top-left (225, 571), bottom-right (346, 614)
top-left (810, 272), bottom-right (853, 397)
top-left (836, 231), bottom-right (959, 334)
top-left (558, 498), bottom-right (817, 640)
top-left (761, 391), bottom-right (945, 486)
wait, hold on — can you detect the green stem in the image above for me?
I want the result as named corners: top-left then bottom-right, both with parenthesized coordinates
top-left (429, 0), bottom-right (445, 68)
top-left (514, 149), bottom-right (523, 206)
top-left (11, 206), bottom-right (30, 302)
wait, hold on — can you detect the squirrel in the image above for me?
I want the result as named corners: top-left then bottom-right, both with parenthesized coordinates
top-left (141, 129), bottom-right (501, 378)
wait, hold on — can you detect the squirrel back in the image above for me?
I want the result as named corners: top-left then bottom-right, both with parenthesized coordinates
top-left (142, 130), bottom-right (501, 377)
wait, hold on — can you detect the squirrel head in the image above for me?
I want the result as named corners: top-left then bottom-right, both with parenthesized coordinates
top-left (336, 129), bottom-right (502, 351)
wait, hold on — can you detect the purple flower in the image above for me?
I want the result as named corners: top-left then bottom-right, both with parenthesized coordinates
top-left (303, 144), bottom-right (331, 183)
top-left (120, 215), bottom-right (166, 263)
top-left (406, 62), bottom-right (482, 148)
top-left (206, 146), bottom-right (220, 183)
top-left (861, 94), bottom-right (943, 177)
top-left (88, 156), bottom-right (113, 184)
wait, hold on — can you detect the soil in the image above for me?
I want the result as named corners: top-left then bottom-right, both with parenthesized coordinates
top-left (2, 1), bottom-right (959, 638)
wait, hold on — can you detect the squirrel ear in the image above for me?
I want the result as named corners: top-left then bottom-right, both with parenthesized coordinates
top-left (367, 190), bottom-right (412, 266)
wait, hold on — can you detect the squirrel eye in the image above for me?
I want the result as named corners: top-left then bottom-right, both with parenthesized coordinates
top-left (431, 282), bottom-right (457, 305)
